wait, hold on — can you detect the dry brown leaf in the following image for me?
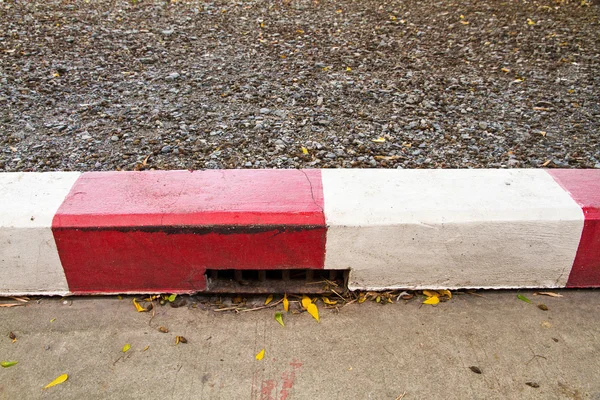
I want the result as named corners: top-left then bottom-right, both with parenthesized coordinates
top-left (534, 292), bottom-right (563, 298)
top-left (175, 336), bottom-right (188, 344)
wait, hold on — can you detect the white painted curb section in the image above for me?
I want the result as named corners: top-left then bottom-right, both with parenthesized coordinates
top-left (0, 172), bottom-right (81, 295)
top-left (322, 170), bottom-right (584, 290)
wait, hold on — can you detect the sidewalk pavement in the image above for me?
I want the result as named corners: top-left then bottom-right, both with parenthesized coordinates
top-left (1, 290), bottom-right (599, 399)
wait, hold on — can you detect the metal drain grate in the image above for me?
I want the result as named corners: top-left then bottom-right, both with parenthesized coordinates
top-left (205, 269), bottom-right (349, 294)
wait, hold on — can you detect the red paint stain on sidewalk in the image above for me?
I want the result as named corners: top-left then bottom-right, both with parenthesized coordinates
top-left (258, 360), bottom-right (303, 400)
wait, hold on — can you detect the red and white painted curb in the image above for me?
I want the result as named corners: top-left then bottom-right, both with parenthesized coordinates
top-left (1, 169), bottom-right (598, 296)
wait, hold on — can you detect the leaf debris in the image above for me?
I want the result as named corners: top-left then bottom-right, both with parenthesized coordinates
top-left (43, 374), bottom-right (68, 389)
top-left (255, 349), bottom-right (265, 360)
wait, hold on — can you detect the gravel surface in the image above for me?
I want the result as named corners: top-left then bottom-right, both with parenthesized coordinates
top-left (1, 0), bottom-right (599, 171)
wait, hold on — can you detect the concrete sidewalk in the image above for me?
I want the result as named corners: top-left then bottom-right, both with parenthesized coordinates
top-left (1, 290), bottom-right (599, 399)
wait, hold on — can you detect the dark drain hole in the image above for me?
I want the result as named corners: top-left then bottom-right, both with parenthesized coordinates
top-left (205, 269), bottom-right (349, 294)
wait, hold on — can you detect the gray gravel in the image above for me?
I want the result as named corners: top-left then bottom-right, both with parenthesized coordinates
top-left (1, 0), bottom-right (599, 171)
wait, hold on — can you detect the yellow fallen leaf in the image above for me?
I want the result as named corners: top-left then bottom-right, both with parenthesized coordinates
top-left (460, 20), bottom-right (470, 25)
top-left (301, 295), bottom-right (312, 309)
top-left (346, 67), bottom-right (352, 71)
top-left (358, 293), bottom-right (367, 304)
top-left (541, 321), bottom-right (552, 328)
top-left (371, 137), bottom-right (386, 143)
top-left (283, 294), bottom-right (289, 312)
top-left (307, 303), bottom-right (320, 322)
top-left (50, 318), bottom-right (56, 323)
top-left (423, 290), bottom-right (439, 298)
top-left (501, 67), bottom-right (510, 73)
top-left (322, 297), bottom-right (337, 305)
top-left (132, 298), bottom-right (148, 312)
top-left (43, 374), bottom-right (68, 389)
top-left (301, 147), bottom-right (309, 155)
top-left (255, 349), bottom-right (265, 360)
top-left (375, 295), bottom-right (381, 303)
top-left (527, 18), bottom-right (536, 25)
top-left (142, 346), bottom-right (149, 352)
top-left (122, 344), bottom-right (131, 353)
top-left (460, 14), bottom-right (465, 19)
top-left (390, 15), bottom-right (397, 20)
top-left (423, 296), bottom-right (440, 305)
top-left (438, 290), bottom-right (452, 299)
top-left (265, 294), bottom-right (274, 305)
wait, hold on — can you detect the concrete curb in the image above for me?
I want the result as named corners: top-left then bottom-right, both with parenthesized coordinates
top-left (1, 169), bottom-right (598, 295)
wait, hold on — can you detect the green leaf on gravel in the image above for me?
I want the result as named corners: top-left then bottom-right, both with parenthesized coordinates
top-left (168, 294), bottom-right (177, 302)
top-left (274, 312), bottom-right (285, 327)
top-left (1, 361), bottom-right (18, 368)
top-left (517, 294), bottom-right (532, 303)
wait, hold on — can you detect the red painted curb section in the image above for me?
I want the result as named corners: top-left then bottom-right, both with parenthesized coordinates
top-left (52, 170), bottom-right (326, 294)
top-left (548, 170), bottom-right (600, 288)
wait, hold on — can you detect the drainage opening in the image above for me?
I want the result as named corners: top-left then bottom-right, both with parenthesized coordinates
top-left (205, 269), bottom-right (349, 294)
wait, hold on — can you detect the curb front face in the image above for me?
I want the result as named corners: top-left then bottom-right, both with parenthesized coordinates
top-left (51, 170), bottom-right (327, 294)
top-left (1, 169), bottom-right (599, 295)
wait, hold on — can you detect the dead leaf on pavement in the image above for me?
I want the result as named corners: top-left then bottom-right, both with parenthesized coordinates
top-left (469, 366), bottom-right (482, 374)
top-left (534, 292), bottom-right (563, 298)
top-left (423, 296), bottom-right (440, 305)
top-left (307, 303), bottom-right (320, 322)
top-left (0, 304), bottom-right (22, 308)
top-left (422, 290), bottom-right (439, 298)
top-left (265, 294), bottom-right (274, 305)
top-left (175, 336), bottom-right (188, 344)
top-left (538, 304), bottom-right (549, 311)
top-left (158, 326), bottom-right (169, 333)
top-left (43, 374), bottom-right (68, 389)
top-left (283, 294), bottom-right (289, 312)
top-left (9, 332), bottom-right (16, 342)
top-left (322, 297), bottom-right (337, 305)
top-left (301, 295), bottom-right (312, 309)
top-left (133, 298), bottom-right (151, 312)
